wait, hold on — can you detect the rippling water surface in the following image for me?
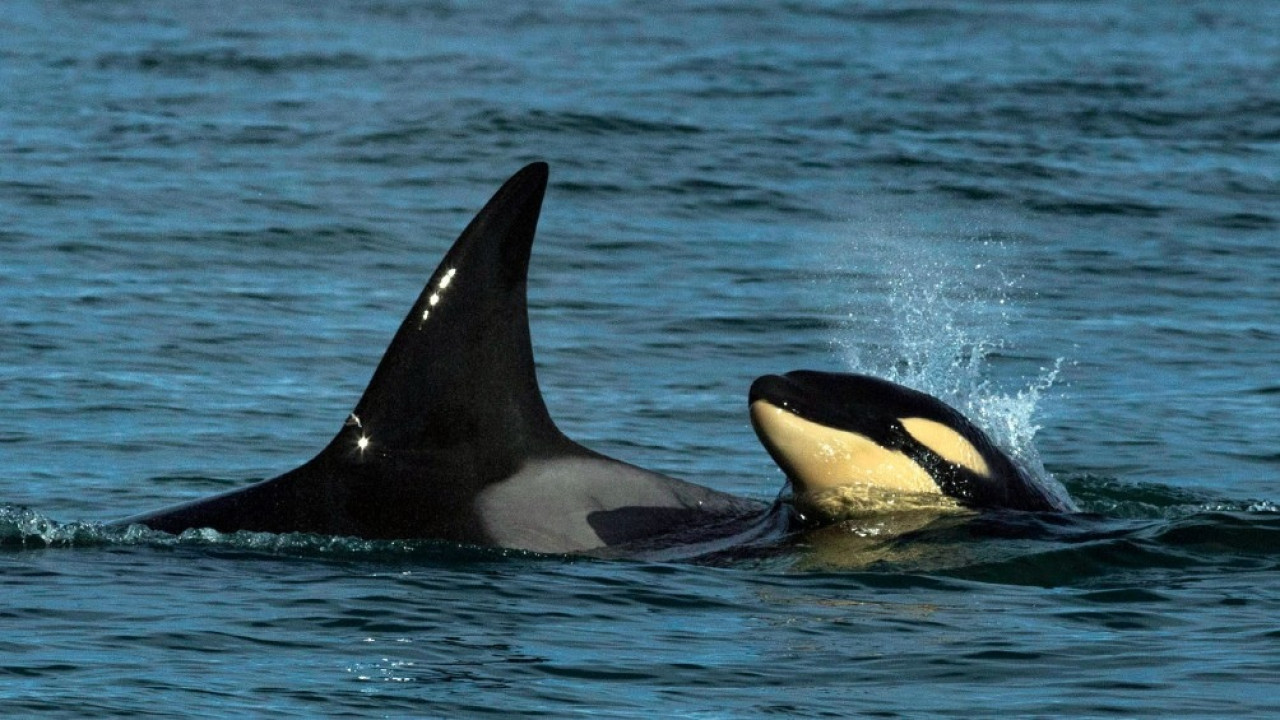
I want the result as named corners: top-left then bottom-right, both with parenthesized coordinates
top-left (3, 1), bottom-right (1277, 717)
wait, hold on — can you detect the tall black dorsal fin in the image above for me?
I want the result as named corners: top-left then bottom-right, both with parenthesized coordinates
top-left (118, 161), bottom-right (771, 546)
top-left (334, 162), bottom-right (568, 464)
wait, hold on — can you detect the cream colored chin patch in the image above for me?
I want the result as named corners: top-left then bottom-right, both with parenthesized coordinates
top-left (750, 400), bottom-right (940, 496)
top-left (899, 417), bottom-right (991, 477)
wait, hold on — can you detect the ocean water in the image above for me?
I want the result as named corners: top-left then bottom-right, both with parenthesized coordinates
top-left (2, 1), bottom-right (1277, 717)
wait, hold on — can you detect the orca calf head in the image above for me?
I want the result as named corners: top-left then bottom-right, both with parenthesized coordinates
top-left (749, 371), bottom-right (1072, 514)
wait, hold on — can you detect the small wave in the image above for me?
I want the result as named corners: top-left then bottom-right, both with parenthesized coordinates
top-left (94, 48), bottom-right (371, 75)
top-left (656, 178), bottom-right (818, 217)
top-left (1026, 197), bottom-right (1169, 218)
top-left (1152, 511), bottom-right (1280, 557)
top-left (840, 7), bottom-right (980, 24)
top-left (1065, 475), bottom-right (1224, 518)
top-left (785, 489), bottom-right (1280, 582)
top-left (0, 505), bottom-right (533, 562)
top-left (468, 108), bottom-right (704, 138)
top-left (937, 507), bottom-right (1280, 586)
top-left (1013, 78), bottom-right (1154, 100)
top-left (0, 179), bottom-right (95, 207)
top-left (0, 506), bottom-right (119, 549)
top-left (1200, 212), bottom-right (1276, 231)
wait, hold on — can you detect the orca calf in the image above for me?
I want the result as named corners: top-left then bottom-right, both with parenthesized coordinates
top-left (749, 371), bottom-right (1076, 515)
top-left (120, 163), bottom-right (775, 555)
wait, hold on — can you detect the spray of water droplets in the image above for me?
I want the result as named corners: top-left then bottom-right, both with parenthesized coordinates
top-left (822, 227), bottom-right (1064, 479)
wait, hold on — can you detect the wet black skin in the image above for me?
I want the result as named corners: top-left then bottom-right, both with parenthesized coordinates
top-left (118, 163), bottom-right (776, 554)
top-left (749, 371), bottom-right (1075, 512)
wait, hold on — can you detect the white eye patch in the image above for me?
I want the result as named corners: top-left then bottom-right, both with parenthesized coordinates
top-left (899, 417), bottom-right (991, 478)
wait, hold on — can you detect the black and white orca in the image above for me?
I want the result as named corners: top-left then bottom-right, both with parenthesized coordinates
top-left (749, 371), bottom-right (1076, 515)
top-left (119, 163), bottom-right (1071, 556)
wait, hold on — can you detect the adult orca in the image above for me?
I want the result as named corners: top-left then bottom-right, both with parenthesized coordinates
top-left (748, 371), bottom-right (1077, 516)
top-left (119, 163), bottom-right (779, 555)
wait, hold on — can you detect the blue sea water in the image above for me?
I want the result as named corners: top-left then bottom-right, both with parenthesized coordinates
top-left (2, 1), bottom-right (1277, 717)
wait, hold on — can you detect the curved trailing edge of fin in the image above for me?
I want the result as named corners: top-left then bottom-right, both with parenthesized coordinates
top-left (119, 162), bottom-right (571, 540)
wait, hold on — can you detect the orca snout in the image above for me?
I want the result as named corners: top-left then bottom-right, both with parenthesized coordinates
top-left (749, 370), bottom-right (893, 431)
top-left (748, 373), bottom-right (796, 409)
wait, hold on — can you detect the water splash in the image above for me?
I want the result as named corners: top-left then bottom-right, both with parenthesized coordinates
top-left (823, 227), bottom-right (1063, 480)
top-left (0, 504), bottom-right (534, 561)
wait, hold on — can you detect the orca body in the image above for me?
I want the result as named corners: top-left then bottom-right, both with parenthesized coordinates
top-left (120, 163), bottom-right (771, 555)
top-left (749, 371), bottom-right (1076, 515)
